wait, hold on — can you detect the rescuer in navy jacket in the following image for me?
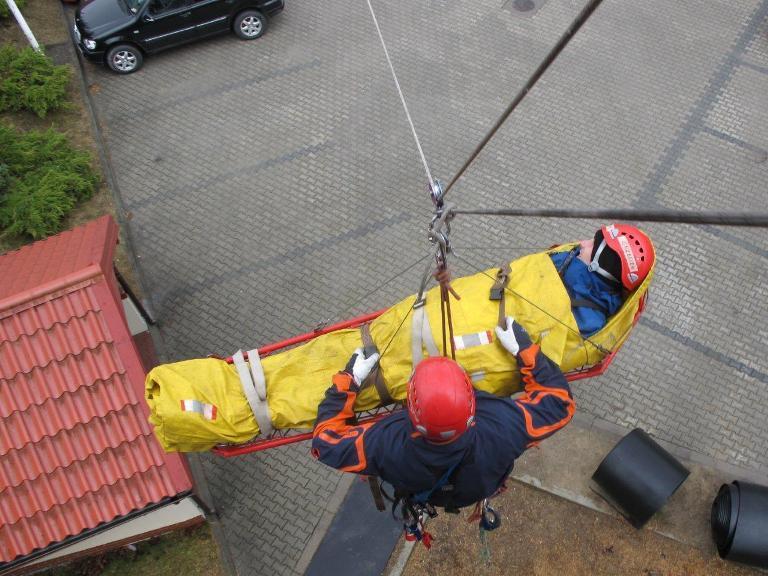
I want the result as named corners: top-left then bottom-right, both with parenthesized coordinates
top-left (311, 316), bottom-right (575, 510)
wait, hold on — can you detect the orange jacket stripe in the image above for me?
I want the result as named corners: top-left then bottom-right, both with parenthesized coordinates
top-left (515, 399), bottom-right (575, 438)
top-left (313, 372), bottom-right (373, 471)
top-left (313, 373), bottom-right (358, 438)
top-left (515, 343), bottom-right (575, 439)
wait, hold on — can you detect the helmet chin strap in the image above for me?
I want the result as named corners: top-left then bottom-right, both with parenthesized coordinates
top-left (588, 240), bottom-right (620, 284)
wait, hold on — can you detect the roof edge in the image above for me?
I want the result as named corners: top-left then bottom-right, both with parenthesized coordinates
top-left (0, 264), bottom-right (104, 316)
top-left (0, 491), bottom-right (193, 573)
top-left (0, 214), bottom-right (119, 315)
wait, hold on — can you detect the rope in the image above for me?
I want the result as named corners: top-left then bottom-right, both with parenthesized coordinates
top-left (440, 289), bottom-right (448, 356)
top-left (444, 0), bottom-right (605, 196)
top-left (377, 297), bottom-right (417, 361)
top-left (318, 252), bottom-right (432, 329)
top-left (364, 0), bottom-right (434, 186)
top-left (450, 207), bottom-right (768, 228)
top-left (450, 252), bottom-right (611, 356)
top-left (441, 284), bottom-right (457, 359)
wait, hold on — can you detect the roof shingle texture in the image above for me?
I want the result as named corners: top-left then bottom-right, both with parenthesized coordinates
top-left (0, 216), bottom-right (191, 565)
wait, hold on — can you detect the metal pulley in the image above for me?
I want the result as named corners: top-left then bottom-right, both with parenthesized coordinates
top-left (428, 178), bottom-right (445, 209)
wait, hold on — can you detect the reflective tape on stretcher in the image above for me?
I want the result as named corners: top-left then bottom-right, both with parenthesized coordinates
top-left (453, 330), bottom-right (494, 350)
top-left (232, 350), bottom-right (273, 435)
top-left (180, 399), bottom-right (217, 420)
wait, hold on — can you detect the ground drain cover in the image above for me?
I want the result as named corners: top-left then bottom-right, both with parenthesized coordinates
top-left (504, 0), bottom-right (548, 17)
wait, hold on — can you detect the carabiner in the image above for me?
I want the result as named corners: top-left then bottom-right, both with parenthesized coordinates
top-left (479, 499), bottom-right (501, 531)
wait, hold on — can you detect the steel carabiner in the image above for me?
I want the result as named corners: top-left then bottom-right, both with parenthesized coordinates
top-left (479, 499), bottom-right (501, 531)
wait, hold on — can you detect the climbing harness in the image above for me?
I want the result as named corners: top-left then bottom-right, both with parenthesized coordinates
top-left (397, 460), bottom-right (461, 549)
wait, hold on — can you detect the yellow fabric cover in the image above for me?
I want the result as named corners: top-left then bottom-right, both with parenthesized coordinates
top-left (145, 244), bottom-right (653, 451)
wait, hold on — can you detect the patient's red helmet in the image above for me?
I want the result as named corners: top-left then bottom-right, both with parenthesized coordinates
top-left (599, 224), bottom-right (655, 291)
top-left (407, 357), bottom-right (476, 444)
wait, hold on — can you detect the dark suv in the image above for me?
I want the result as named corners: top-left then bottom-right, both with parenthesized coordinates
top-left (73, 0), bottom-right (284, 74)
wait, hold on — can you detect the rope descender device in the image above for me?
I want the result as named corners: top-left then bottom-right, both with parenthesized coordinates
top-left (427, 179), bottom-right (454, 259)
top-left (425, 178), bottom-right (458, 359)
top-left (403, 501), bottom-right (437, 549)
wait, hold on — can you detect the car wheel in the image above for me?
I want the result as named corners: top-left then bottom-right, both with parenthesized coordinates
top-left (234, 10), bottom-right (267, 40)
top-left (106, 44), bottom-right (143, 74)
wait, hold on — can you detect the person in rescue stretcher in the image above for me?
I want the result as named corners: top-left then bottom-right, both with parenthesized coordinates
top-left (144, 223), bottom-right (655, 452)
top-left (312, 316), bottom-right (572, 534)
top-left (439, 223), bottom-right (653, 336)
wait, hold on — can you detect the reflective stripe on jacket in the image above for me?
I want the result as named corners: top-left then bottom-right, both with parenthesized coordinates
top-left (311, 344), bottom-right (574, 509)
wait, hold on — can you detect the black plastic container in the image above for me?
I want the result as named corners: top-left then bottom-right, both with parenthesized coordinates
top-left (711, 481), bottom-right (768, 568)
top-left (591, 428), bottom-right (689, 528)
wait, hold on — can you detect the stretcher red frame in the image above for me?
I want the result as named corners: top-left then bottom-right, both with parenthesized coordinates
top-left (212, 293), bottom-right (647, 457)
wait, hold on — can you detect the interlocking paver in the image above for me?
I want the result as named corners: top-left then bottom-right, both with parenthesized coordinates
top-left (76, 0), bottom-right (768, 573)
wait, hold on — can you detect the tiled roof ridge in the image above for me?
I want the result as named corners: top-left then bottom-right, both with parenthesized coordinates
top-left (0, 430), bottom-right (151, 492)
top-left (2, 464), bottom-right (174, 528)
top-left (0, 265), bottom-right (104, 317)
top-left (1, 340), bottom-right (116, 379)
top-left (0, 370), bottom-right (127, 419)
top-left (0, 444), bottom-right (167, 527)
top-left (0, 402), bottom-right (145, 457)
top-left (0, 308), bottom-right (102, 346)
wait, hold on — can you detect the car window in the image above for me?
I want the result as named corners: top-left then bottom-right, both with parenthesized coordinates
top-left (149, 0), bottom-right (192, 16)
top-left (125, 0), bottom-right (146, 13)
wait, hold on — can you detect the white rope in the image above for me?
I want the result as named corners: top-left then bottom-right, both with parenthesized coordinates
top-left (364, 0), bottom-right (434, 186)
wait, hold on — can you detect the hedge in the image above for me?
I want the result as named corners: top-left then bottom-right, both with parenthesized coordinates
top-left (0, 123), bottom-right (99, 239)
top-left (0, 44), bottom-right (70, 117)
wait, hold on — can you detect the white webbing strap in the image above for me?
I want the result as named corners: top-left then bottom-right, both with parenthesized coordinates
top-left (232, 350), bottom-right (273, 435)
top-left (246, 348), bottom-right (267, 401)
top-left (421, 309), bottom-right (439, 358)
top-left (411, 303), bottom-right (440, 369)
top-left (589, 240), bottom-right (620, 284)
top-left (411, 306), bottom-right (424, 369)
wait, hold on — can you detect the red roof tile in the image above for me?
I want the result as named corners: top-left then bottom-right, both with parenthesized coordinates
top-left (0, 216), bottom-right (193, 565)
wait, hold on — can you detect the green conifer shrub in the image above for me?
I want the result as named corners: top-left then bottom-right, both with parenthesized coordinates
top-left (0, 44), bottom-right (70, 117)
top-left (0, 124), bottom-right (98, 239)
top-left (0, 0), bottom-right (27, 19)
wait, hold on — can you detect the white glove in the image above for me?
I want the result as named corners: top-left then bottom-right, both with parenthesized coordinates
top-left (494, 316), bottom-right (533, 356)
top-left (344, 347), bottom-right (381, 386)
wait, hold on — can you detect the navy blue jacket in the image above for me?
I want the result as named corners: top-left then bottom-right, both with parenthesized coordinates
top-left (311, 344), bottom-right (574, 509)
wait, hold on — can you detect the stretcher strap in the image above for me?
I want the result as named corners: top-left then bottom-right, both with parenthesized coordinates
top-left (232, 350), bottom-right (273, 436)
top-left (359, 324), bottom-right (393, 405)
top-left (423, 311), bottom-right (439, 358)
top-left (246, 348), bottom-right (268, 401)
top-left (491, 263), bottom-right (511, 329)
top-left (366, 476), bottom-right (386, 512)
top-left (411, 304), bottom-right (439, 369)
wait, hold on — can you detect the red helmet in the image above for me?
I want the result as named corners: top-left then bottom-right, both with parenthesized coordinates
top-left (590, 224), bottom-right (655, 291)
top-left (407, 357), bottom-right (476, 444)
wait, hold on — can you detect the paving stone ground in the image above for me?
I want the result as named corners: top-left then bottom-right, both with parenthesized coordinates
top-left (72, 0), bottom-right (767, 573)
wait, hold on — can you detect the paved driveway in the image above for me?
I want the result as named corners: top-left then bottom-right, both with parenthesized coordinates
top-left (75, 0), bottom-right (768, 574)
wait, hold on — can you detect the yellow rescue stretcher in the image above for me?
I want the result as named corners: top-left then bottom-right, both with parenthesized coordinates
top-left (145, 244), bottom-right (653, 453)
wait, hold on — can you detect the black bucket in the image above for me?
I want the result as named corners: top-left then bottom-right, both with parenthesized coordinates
top-left (591, 428), bottom-right (689, 528)
top-left (711, 481), bottom-right (768, 568)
